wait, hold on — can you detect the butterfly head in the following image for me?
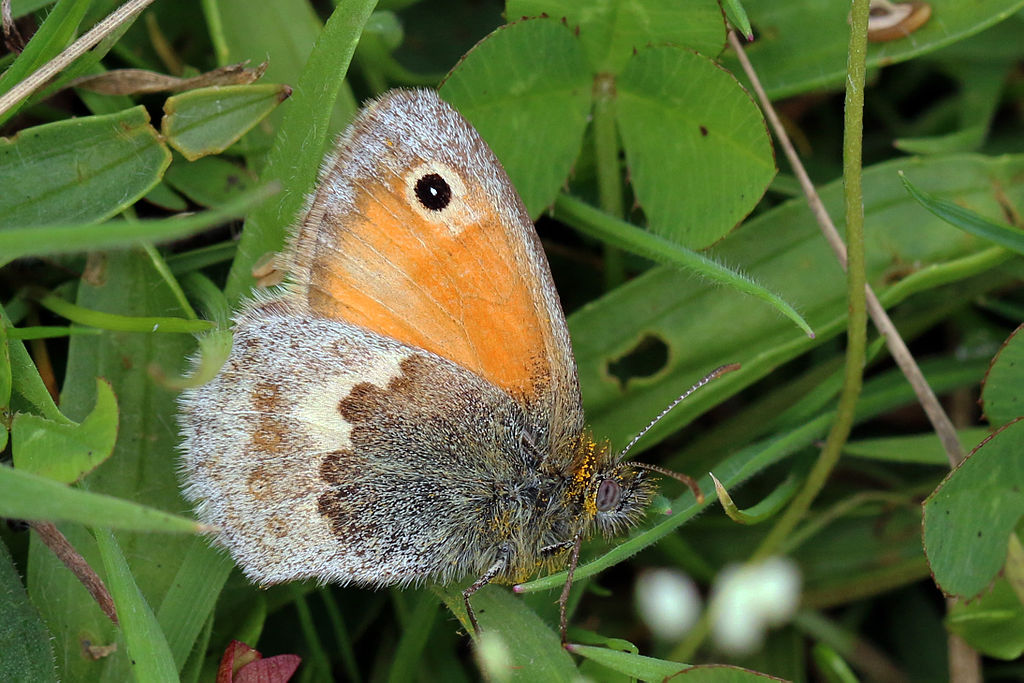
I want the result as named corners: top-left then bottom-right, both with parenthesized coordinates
top-left (592, 460), bottom-right (658, 537)
top-left (561, 435), bottom-right (657, 540)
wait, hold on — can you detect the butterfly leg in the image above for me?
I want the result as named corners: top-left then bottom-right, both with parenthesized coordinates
top-left (556, 534), bottom-right (583, 645)
top-left (539, 539), bottom-right (576, 556)
top-left (463, 544), bottom-right (511, 636)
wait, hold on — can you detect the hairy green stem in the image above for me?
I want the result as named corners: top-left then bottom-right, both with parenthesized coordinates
top-left (750, 0), bottom-right (871, 562)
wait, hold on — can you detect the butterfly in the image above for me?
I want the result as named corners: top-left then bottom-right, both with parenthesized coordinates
top-left (179, 88), bottom-right (728, 639)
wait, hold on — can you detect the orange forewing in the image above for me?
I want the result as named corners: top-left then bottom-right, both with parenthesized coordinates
top-left (304, 178), bottom-right (550, 401)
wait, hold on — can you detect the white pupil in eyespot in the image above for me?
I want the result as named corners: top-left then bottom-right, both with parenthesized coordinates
top-left (414, 173), bottom-right (452, 211)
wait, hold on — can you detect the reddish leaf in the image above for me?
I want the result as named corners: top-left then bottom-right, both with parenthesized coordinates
top-left (235, 654), bottom-right (302, 683)
top-left (217, 641), bottom-right (262, 683)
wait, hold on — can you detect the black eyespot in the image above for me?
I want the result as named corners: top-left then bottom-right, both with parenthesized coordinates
top-left (414, 173), bottom-right (452, 211)
top-left (596, 479), bottom-right (621, 512)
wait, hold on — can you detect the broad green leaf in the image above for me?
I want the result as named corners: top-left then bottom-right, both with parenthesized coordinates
top-left (12, 378), bottom-right (118, 483)
top-left (507, 0), bottom-right (726, 72)
top-left (842, 429), bottom-right (992, 465)
top-left (923, 418), bottom-right (1024, 599)
top-left (0, 106), bottom-right (171, 230)
top-left (616, 46), bottom-right (775, 248)
top-left (0, 541), bottom-right (56, 682)
top-left (211, 0), bottom-right (320, 75)
top-left (164, 156), bottom-right (257, 208)
top-left (723, 0), bottom-right (1024, 98)
top-left (163, 84), bottom-right (293, 161)
top-left (981, 325), bottom-right (1024, 427)
top-left (902, 172), bottom-right (1024, 256)
top-left (437, 584), bottom-right (578, 680)
top-left (0, 0), bottom-right (89, 127)
top-left (224, 0), bottom-right (378, 304)
top-left (94, 528), bottom-right (178, 682)
top-left (0, 464), bottom-right (201, 532)
top-left (946, 577), bottom-right (1024, 660)
top-left (440, 18), bottom-right (592, 218)
top-left (569, 154), bottom-right (1022, 455)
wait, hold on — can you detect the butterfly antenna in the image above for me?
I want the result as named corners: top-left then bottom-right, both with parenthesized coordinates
top-left (617, 363), bottom-right (740, 462)
top-left (619, 363), bottom-right (741, 502)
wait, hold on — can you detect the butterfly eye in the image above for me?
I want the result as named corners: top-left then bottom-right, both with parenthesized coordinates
top-left (414, 173), bottom-right (452, 211)
top-left (595, 479), bottom-right (621, 512)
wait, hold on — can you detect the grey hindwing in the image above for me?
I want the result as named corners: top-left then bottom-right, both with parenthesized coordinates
top-left (179, 303), bottom-right (538, 587)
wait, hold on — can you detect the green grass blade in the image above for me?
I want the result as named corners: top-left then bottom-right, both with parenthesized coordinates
top-left (555, 193), bottom-right (813, 337)
top-left (94, 528), bottom-right (178, 682)
top-left (0, 184), bottom-right (274, 264)
top-left (901, 171), bottom-right (1024, 255)
top-left (36, 293), bottom-right (213, 334)
top-left (224, 0), bottom-right (379, 304)
top-left (0, 0), bottom-right (89, 126)
top-left (0, 465), bottom-right (202, 533)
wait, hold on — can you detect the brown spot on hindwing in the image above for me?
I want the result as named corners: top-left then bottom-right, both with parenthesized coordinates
top-left (252, 380), bottom-right (282, 412)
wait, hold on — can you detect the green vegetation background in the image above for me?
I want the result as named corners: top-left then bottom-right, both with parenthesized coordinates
top-left (2, 0), bottom-right (1024, 681)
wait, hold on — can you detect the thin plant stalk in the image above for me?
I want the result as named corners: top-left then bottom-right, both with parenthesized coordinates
top-left (0, 0), bottom-right (157, 118)
top-left (728, 30), bottom-right (965, 468)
